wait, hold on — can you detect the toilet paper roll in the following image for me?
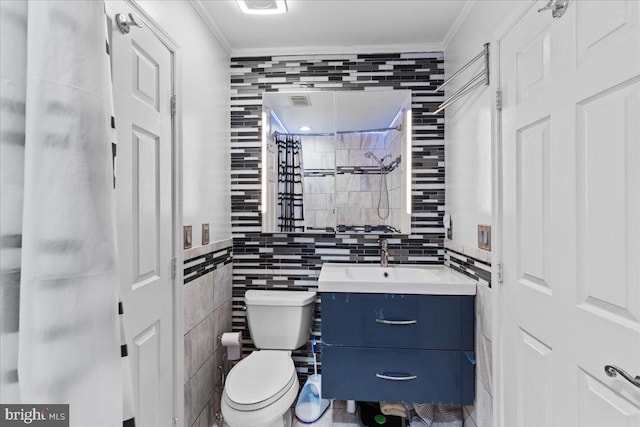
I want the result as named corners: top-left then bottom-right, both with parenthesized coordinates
top-left (221, 332), bottom-right (242, 360)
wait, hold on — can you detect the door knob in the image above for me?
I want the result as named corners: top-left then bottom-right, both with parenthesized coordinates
top-left (537, 0), bottom-right (569, 19)
top-left (604, 365), bottom-right (640, 389)
top-left (115, 13), bottom-right (143, 34)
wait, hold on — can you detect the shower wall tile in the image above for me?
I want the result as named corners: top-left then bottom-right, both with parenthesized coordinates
top-left (335, 192), bottom-right (349, 207)
top-left (338, 134), bottom-right (396, 228)
top-left (348, 191), bottom-right (372, 208)
top-left (306, 176), bottom-right (333, 194)
top-left (230, 52), bottom-right (445, 384)
top-left (360, 174), bottom-right (377, 192)
top-left (314, 137), bottom-right (334, 152)
top-left (314, 210), bottom-right (334, 227)
top-left (305, 193), bottom-right (333, 211)
top-left (183, 239), bottom-right (232, 427)
top-left (336, 174), bottom-right (361, 192)
top-left (362, 209), bottom-right (383, 225)
top-left (336, 149), bottom-right (349, 165)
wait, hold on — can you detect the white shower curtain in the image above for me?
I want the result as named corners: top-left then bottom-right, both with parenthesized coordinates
top-left (1, 1), bottom-right (134, 425)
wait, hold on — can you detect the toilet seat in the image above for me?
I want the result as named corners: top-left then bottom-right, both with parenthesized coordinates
top-left (224, 351), bottom-right (297, 411)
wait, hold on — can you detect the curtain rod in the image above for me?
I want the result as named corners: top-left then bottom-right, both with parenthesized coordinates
top-left (273, 125), bottom-right (402, 137)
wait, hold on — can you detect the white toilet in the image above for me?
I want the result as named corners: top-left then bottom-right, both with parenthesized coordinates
top-left (221, 290), bottom-right (316, 427)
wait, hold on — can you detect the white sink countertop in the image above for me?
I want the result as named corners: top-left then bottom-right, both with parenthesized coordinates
top-left (318, 263), bottom-right (477, 295)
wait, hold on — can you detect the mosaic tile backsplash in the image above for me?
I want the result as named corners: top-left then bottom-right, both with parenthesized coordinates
top-left (230, 52), bottom-right (445, 380)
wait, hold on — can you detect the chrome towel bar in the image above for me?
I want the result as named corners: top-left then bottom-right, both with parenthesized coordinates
top-left (432, 43), bottom-right (490, 115)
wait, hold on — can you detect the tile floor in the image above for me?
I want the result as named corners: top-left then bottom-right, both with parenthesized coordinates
top-left (216, 401), bottom-right (359, 427)
top-left (291, 400), bottom-right (359, 427)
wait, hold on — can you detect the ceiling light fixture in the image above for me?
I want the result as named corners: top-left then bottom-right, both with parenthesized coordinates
top-left (299, 126), bottom-right (311, 132)
top-left (236, 0), bottom-right (287, 15)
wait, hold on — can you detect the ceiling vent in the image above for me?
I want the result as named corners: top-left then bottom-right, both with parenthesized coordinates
top-left (289, 95), bottom-right (311, 107)
top-left (236, 0), bottom-right (287, 15)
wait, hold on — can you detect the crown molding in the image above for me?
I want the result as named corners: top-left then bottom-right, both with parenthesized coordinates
top-left (230, 42), bottom-right (444, 59)
top-left (190, 0), bottom-right (233, 55)
top-left (441, 0), bottom-right (477, 51)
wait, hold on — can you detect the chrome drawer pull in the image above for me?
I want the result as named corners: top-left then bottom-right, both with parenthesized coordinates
top-left (376, 373), bottom-right (418, 381)
top-left (375, 318), bottom-right (417, 325)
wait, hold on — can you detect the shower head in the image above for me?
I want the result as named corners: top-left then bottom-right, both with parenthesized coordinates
top-left (365, 151), bottom-right (381, 166)
top-left (365, 151), bottom-right (391, 167)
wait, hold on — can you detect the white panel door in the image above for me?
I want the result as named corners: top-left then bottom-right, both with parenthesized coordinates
top-left (106, 3), bottom-right (174, 426)
top-left (501, 1), bottom-right (640, 426)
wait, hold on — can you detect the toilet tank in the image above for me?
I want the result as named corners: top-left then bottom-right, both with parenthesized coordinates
top-left (245, 290), bottom-right (316, 350)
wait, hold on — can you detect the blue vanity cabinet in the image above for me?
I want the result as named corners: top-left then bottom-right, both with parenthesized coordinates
top-left (321, 292), bottom-right (475, 405)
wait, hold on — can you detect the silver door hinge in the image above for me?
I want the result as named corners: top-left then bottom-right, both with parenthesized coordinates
top-left (495, 90), bottom-right (502, 111)
top-left (171, 257), bottom-right (177, 279)
top-left (171, 94), bottom-right (177, 117)
top-left (496, 262), bottom-right (503, 284)
top-left (172, 417), bottom-right (178, 425)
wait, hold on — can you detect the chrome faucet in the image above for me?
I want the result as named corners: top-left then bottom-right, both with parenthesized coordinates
top-left (380, 239), bottom-right (389, 268)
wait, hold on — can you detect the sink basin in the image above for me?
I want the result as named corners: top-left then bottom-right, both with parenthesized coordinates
top-left (318, 263), bottom-right (476, 295)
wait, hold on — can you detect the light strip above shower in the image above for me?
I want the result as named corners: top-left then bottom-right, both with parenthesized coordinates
top-left (272, 125), bottom-right (402, 137)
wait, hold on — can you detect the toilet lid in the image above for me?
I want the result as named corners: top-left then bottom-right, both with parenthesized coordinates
top-left (225, 351), bottom-right (297, 411)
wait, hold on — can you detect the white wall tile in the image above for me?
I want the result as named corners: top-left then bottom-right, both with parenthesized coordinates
top-left (348, 149), bottom-right (370, 167)
top-left (314, 210), bottom-right (335, 228)
top-left (306, 193), bottom-right (333, 210)
top-left (336, 149), bottom-right (349, 166)
top-left (348, 191), bottom-right (372, 208)
top-left (336, 174), bottom-right (361, 192)
top-left (361, 174), bottom-right (378, 192)
top-left (335, 192), bottom-right (349, 207)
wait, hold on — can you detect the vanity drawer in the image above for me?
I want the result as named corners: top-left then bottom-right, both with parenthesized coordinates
top-left (322, 346), bottom-right (475, 405)
top-left (321, 293), bottom-right (474, 350)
